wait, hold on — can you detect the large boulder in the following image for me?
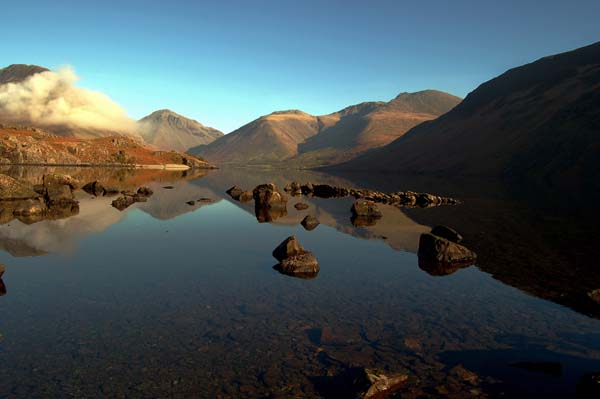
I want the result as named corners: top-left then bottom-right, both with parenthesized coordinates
top-left (272, 236), bottom-right (319, 276)
top-left (253, 183), bottom-right (287, 210)
top-left (44, 182), bottom-right (75, 205)
top-left (418, 233), bottom-right (477, 265)
top-left (0, 174), bottom-right (39, 200)
top-left (301, 215), bottom-right (320, 231)
top-left (42, 174), bottom-right (80, 189)
top-left (351, 199), bottom-right (382, 218)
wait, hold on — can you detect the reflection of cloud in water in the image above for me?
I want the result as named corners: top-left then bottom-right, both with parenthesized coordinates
top-left (0, 196), bottom-right (124, 256)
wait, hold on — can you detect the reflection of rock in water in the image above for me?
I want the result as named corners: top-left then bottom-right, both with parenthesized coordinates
top-left (351, 214), bottom-right (379, 227)
top-left (418, 258), bottom-right (473, 276)
top-left (272, 265), bottom-right (319, 279)
top-left (255, 206), bottom-right (287, 223)
top-left (0, 278), bottom-right (5, 296)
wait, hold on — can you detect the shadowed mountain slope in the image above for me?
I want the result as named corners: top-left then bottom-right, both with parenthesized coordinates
top-left (331, 42), bottom-right (600, 191)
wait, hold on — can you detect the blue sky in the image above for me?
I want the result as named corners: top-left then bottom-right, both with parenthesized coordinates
top-left (2, 0), bottom-right (599, 132)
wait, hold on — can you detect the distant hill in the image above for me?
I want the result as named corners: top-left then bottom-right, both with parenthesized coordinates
top-left (190, 110), bottom-right (321, 163)
top-left (138, 109), bottom-right (223, 152)
top-left (0, 64), bottom-right (49, 84)
top-left (331, 42), bottom-right (600, 190)
top-left (191, 91), bottom-right (460, 165)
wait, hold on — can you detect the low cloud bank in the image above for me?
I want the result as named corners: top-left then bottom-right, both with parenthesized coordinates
top-left (0, 66), bottom-right (136, 134)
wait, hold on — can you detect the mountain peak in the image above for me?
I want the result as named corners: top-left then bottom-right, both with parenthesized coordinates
top-left (0, 64), bottom-right (49, 85)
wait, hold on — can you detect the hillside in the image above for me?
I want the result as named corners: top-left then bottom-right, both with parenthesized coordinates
top-left (331, 42), bottom-right (600, 191)
top-left (138, 109), bottom-right (223, 152)
top-left (191, 91), bottom-right (460, 166)
top-left (0, 125), bottom-right (213, 168)
top-left (190, 110), bottom-right (321, 163)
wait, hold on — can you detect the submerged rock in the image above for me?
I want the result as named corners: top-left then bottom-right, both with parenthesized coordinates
top-left (351, 199), bottom-right (382, 218)
top-left (294, 202), bottom-right (309, 210)
top-left (82, 181), bottom-right (105, 196)
top-left (418, 233), bottom-right (477, 265)
top-left (0, 174), bottom-right (39, 200)
top-left (272, 236), bottom-right (319, 276)
top-left (301, 215), bottom-right (320, 231)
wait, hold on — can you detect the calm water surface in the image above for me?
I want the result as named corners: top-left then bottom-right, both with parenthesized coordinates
top-left (0, 167), bottom-right (599, 398)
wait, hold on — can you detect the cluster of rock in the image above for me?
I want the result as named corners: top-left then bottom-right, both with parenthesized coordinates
top-left (284, 182), bottom-right (459, 208)
top-left (0, 173), bottom-right (80, 224)
top-left (110, 187), bottom-right (154, 211)
top-left (272, 236), bottom-right (319, 278)
top-left (418, 226), bottom-right (477, 275)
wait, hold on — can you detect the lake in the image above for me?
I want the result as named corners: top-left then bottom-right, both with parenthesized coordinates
top-left (0, 166), bottom-right (599, 398)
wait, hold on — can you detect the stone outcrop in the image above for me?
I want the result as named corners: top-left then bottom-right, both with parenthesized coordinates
top-left (272, 236), bottom-right (319, 277)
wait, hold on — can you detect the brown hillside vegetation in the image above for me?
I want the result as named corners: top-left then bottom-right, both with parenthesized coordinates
top-left (0, 126), bottom-right (213, 168)
top-left (332, 42), bottom-right (600, 191)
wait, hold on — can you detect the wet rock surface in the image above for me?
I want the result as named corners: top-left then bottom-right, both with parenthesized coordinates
top-left (418, 226), bottom-right (477, 267)
top-left (111, 186), bottom-right (154, 211)
top-left (272, 236), bottom-right (319, 277)
top-left (301, 215), bottom-right (320, 231)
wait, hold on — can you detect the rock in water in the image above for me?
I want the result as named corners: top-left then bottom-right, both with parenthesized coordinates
top-left (294, 202), bottom-right (309, 210)
top-left (272, 236), bottom-right (319, 276)
top-left (238, 191), bottom-right (253, 203)
top-left (301, 215), bottom-right (320, 231)
top-left (226, 186), bottom-right (244, 200)
top-left (284, 181), bottom-right (303, 195)
top-left (44, 183), bottom-right (75, 205)
top-left (82, 181), bottom-right (105, 196)
top-left (253, 183), bottom-right (287, 210)
top-left (111, 196), bottom-right (136, 211)
top-left (273, 236), bottom-right (304, 261)
top-left (418, 233), bottom-right (477, 265)
top-left (351, 199), bottom-right (382, 218)
top-left (431, 225), bottom-right (463, 243)
top-left (0, 174), bottom-right (40, 200)
top-left (42, 174), bottom-right (80, 189)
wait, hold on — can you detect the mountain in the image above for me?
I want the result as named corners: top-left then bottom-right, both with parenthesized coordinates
top-left (190, 110), bottom-right (321, 164)
top-left (191, 91), bottom-right (460, 165)
top-left (0, 64), bottom-right (49, 85)
top-left (138, 109), bottom-right (223, 152)
top-left (331, 42), bottom-right (600, 191)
